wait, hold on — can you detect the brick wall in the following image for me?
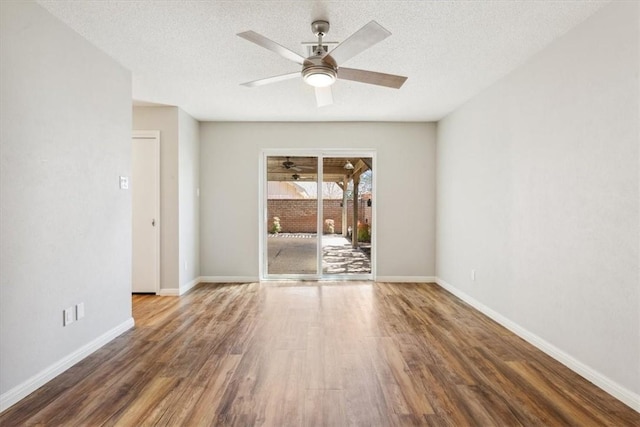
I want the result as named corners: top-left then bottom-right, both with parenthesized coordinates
top-left (268, 199), bottom-right (372, 233)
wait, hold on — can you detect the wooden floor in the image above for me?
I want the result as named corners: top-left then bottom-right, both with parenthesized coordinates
top-left (1, 282), bottom-right (637, 426)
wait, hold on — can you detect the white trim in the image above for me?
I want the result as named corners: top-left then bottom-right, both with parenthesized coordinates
top-left (179, 277), bottom-right (201, 295)
top-left (435, 277), bottom-right (640, 413)
top-left (157, 276), bottom-right (257, 296)
top-left (376, 276), bottom-right (437, 283)
top-left (259, 149), bottom-right (378, 281)
top-left (132, 130), bottom-right (160, 138)
top-left (316, 156), bottom-right (323, 276)
top-left (0, 317), bottom-right (135, 413)
top-left (258, 153), bottom-right (266, 279)
top-left (370, 154), bottom-right (377, 279)
top-left (259, 275), bottom-right (373, 282)
top-left (199, 276), bottom-right (260, 283)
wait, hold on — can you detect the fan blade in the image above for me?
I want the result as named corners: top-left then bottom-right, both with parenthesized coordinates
top-left (315, 86), bottom-right (333, 107)
top-left (237, 31), bottom-right (306, 65)
top-left (338, 67), bottom-right (407, 89)
top-left (240, 72), bottom-right (300, 87)
top-left (324, 21), bottom-right (391, 64)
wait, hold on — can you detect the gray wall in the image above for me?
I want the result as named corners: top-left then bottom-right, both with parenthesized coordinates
top-left (436, 1), bottom-right (639, 400)
top-left (199, 122), bottom-right (437, 280)
top-left (0, 0), bottom-right (132, 397)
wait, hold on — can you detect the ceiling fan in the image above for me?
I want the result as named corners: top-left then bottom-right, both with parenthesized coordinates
top-left (291, 174), bottom-right (315, 181)
top-left (237, 20), bottom-right (407, 107)
top-left (281, 157), bottom-right (314, 172)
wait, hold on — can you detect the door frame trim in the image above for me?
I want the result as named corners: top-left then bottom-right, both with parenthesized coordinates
top-left (132, 130), bottom-right (161, 294)
top-left (259, 149), bottom-right (376, 281)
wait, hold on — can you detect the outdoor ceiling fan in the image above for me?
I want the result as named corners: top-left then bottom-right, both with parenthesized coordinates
top-left (281, 157), bottom-right (313, 172)
top-left (292, 174), bottom-right (314, 181)
top-left (291, 173), bottom-right (315, 181)
top-left (237, 20), bottom-right (407, 107)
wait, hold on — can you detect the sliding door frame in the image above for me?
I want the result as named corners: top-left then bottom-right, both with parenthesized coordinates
top-left (259, 149), bottom-right (376, 281)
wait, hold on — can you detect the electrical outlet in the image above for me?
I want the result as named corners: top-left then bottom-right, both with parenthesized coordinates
top-left (76, 302), bottom-right (85, 320)
top-left (63, 307), bottom-right (75, 326)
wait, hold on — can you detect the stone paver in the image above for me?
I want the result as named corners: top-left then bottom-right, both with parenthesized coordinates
top-left (266, 233), bottom-right (371, 275)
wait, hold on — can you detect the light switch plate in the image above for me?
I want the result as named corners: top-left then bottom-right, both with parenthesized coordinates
top-left (76, 302), bottom-right (85, 320)
top-left (119, 176), bottom-right (129, 189)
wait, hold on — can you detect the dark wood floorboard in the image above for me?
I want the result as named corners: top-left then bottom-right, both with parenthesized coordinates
top-left (1, 282), bottom-right (638, 426)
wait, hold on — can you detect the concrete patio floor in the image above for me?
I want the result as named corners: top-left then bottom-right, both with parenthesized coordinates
top-left (267, 233), bottom-right (371, 275)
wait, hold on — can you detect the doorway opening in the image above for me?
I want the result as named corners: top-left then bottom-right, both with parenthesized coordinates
top-left (261, 151), bottom-right (375, 280)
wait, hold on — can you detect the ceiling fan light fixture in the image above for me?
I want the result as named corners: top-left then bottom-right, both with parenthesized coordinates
top-left (344, 160), bottom-right (354, 170)
top-left (302, 66), bottom-right (337, 87)
top-left (238, 20), bottom-right (407, 106)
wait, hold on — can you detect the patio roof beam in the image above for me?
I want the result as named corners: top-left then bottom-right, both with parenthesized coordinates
top-left (266, 157), bottom-right (371, 182)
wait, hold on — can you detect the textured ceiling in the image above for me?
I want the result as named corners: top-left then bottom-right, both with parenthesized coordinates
top-left (37, 0), bottom-right (608, 122)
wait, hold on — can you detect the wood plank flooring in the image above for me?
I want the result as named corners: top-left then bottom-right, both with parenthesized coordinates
top-left (1, 282), bottom-right (637, 426)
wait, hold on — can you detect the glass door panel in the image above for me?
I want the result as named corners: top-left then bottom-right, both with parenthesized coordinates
top-left (321, 157), bottom-right (372, 276)
top-left (265, 155), bottom-right (318, 276)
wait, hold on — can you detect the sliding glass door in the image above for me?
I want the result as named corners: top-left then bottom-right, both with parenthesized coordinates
top-left (262, 151), bottom-right (374, 280)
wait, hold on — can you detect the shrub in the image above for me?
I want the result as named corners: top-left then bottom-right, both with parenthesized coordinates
top-left (357, 221), bottom-right (371, 242)
top-left (270, 216), bottom-right (282, 234)
top-left (324, 219), bottom-right (335, 234)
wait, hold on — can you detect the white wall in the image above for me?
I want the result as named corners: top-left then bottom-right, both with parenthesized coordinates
top-left (436, 1), bottom-right (639, 407)
top-left (0, 0), bottom-right (132, 405)
top-left (199, 122), bottom-right (436, 280)
top-left (178, 109), bottom-right (200, 289)
top-left (133, 107), bottom-right (180, 291)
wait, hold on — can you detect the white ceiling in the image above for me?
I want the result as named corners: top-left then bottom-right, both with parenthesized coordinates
top-left (37, 0), bottom-right (608, 122)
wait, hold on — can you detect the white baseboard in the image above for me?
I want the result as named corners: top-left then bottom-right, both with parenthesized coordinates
top-left (0, 317), bottom-right (135, 413)
top-left (199, 276), bottom-right (260, 283)
top-left (157, 276), bottom-right (258, 296)
top-left (157, 277), bottom-right (202, 296)
top-left (435, 277), bottom-right (640, 413)
top-left (180, 277), bottom-right (201, 294)
top-left (376, 276), bottom-right (437, 283)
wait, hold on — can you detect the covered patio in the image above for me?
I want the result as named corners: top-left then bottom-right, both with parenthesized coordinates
top-left (267, 233), bottom-right (371, 275)
top-left (266, 156), bottom-right (372, 249)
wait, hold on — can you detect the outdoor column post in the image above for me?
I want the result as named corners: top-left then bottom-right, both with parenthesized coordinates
top-left (341, 175), bottom-right (348, 237)
top-left (352, 174), bottom-right (360, 248)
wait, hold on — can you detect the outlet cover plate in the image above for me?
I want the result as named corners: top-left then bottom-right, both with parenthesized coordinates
top-left (64, 307), bottom-right (74, 326)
